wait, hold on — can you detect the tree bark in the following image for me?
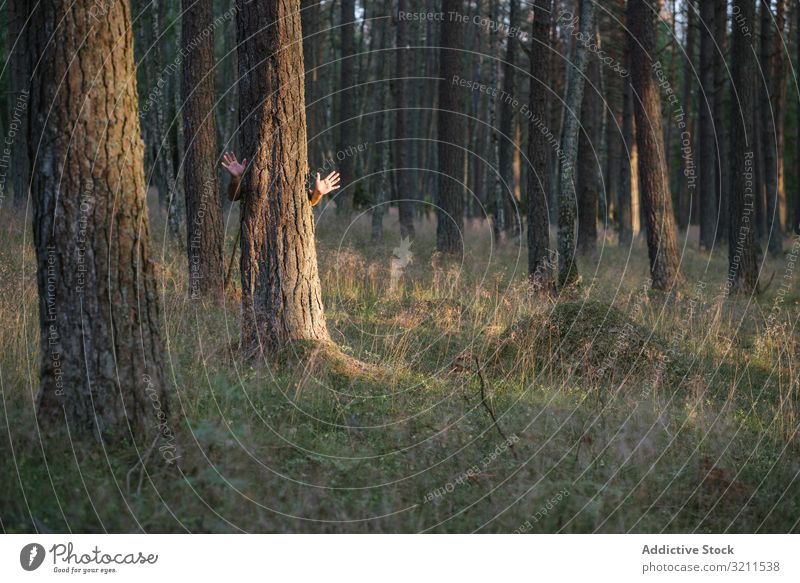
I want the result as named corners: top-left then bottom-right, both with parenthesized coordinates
top-left (557, 0), bottom-right (595, 286)
top-left (765, 0), bottom-right (786, 254)
top-left (699, 0), bottom-right (717, 248)
top-left (628, 0), bottom-right (683, 290)
top-left (678, 0), bottom-right (696, 232)
top-left (182, 0), bottom-right (225, 298)
top-left (7, 0), bottom-right (31, 206)
top-left (728, 0), bottom-right (759, 294)
top-left (577, 42), bottom-right (600, 256)
top-left (436, 0), bottom-right (465, 255)
top-left (714, 0), bottom-right (731, 243)
top-left (336, 0), bottom-right (356, 213)
top-left (235, 0), bottom-right (329, 354)
top-left (395, 0), bottom-right (416, 238)
top-left (528, 0), bottom-right (553, 288)
top-left (30, 0), bottom-right (169, 444)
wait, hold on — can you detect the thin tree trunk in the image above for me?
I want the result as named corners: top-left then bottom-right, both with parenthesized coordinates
top-left (628, 0), bottom-right (683, 290)
top-left (8, 0), bottom-right (31, 206)
top-left (235, 0), bottom-right (329, 354)
top-left (499, 0), bottom-right (520, 237)
top-left (181, 0), bottom-right (225, 298)
top-left (760, 0), bottom-right (781, 254)
top-left (30, 0), bottom-right (169, 444)
top-left (678, 0), bottom-right (696, 232)
top-left (301, 1), bottom-right (322, 165)
top-left (699, 0), bottom-right (717, 248)
top-left (557, 0), bottom-right (595, 286)
top-left (436, 0), bottom-right (465, 255)
top-left (337, 0), bottom-right (356, 213)
top-left (714, 0), bottom-right (730, 243)
top-left (529, 0), bottom-right (553, 289)
top-left (577, 42), bottom-right (600, 255)
top-left (767, 0), bottom-right (787, 253)
top-left (728, 0), bottom-right (759, 294)
top-left (395, 0), bottom-right (416, 238)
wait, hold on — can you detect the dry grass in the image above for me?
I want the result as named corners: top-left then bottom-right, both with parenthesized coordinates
top-left (1, 201), bottom-right (798, 533)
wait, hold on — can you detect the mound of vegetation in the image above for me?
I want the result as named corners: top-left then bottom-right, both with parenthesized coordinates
top-left (493, 300), bottom-right (687, 387)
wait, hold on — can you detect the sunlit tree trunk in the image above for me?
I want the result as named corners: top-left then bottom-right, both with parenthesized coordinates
top-left (182, 0), bottom-right (225, 298)
top-left (236, 0), bottom-right (329, 354)
top-left (628, 0), bottom-right (683, 290)
top-left (30, 0), bottom-right (169, 443)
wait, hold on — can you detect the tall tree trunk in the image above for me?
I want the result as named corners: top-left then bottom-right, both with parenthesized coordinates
top-left (301, 0), bottom-right (322, 166)
top-left (628, 0), bottom-right (683, 290)
top-left (766, 0), bottom-right (787, 254)
top-left (760, 0), bottom-right (781, 255)
top-left (488, 1), bottom-right (503, 241)
top-left (678, 0), bottom-right (696, 232)
top-left (182, 0), bottom-right (225, 298)
top-left (436, 0), bottom-right (465, 255)
top-left (336, 0), bottom-right (356, 213)
top-left (7, 0), bottom-right (31, 206)
top-left (728, 0), bottom-right (759, 294)
top-left (577, 41), bottom-right (601, 255)
top-left (30, 0), bottom-right (169, 444)
top-left (699, 0), bottom-right (717, 248)
top-left (235, 0), bottom-right (329, 354)
top-left (714, 0), bottom-right (730, 243)
top-left (557, 0), bottom-right (595, 286)
top-left (618, 49), bottom-right (640, 246)
top-left (500, 0), bottom-right (520, 237)
top-left (395, 0), bottom-right (416, 238)
top-left (528, 0), bottom-right (553, 288)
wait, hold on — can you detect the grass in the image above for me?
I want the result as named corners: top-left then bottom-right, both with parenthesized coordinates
top-left (1, 198), bottom-right (799, 533)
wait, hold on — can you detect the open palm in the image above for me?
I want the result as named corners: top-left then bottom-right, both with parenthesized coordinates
top-left (315, 171), bottom-right (341, 196)
top-left (221, 151), bottom-right (246, 178)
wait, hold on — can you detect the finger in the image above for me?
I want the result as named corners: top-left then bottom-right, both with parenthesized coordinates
top-left (242, 158), bottom-right (247, 166)
top-left (316, 172), bottom-right (321, 181)
top-left (326, 171), bottom-right (338, 180)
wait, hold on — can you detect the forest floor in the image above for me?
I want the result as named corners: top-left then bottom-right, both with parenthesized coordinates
top-left (1, 198), bottom-right (799, 533)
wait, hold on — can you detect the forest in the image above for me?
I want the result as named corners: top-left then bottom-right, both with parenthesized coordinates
top-left (0, 0), bottom-right (798, 534)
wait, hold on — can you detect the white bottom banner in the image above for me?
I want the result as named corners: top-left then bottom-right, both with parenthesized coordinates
top-left (1, 534), bottom-right (796, 582)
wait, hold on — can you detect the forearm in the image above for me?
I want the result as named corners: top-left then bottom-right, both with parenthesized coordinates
top-left (309, 188), bottom-right (323, 207)
top-left (228, 176), bottom-right (241, 201)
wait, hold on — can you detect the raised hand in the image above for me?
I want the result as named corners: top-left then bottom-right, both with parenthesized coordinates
top-left (221, 151), bottom-right (247, 178)
top-left (314, 171), bottom-right (341, 197)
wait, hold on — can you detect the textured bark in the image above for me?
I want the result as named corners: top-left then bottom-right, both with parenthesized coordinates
top-left (301, 0), bottom-right (322, 165)
top-left (765, 0), bottom-right (786, 254)
top-left (489, 1), bottom-right (503, 241)
top-left (182, 0), bottom-right (225, 298)
top-left (771, 0), bottom-right (788, 234)
top-left (556, 0), bottom-right (595, 286)
top-left (678, 0), bottom-right (696, 231)
top-left (235, 0), bottom-right (329, 354)
top-left (728, 0), bottom-right (759, 294)
top-left (7, 0), bottom-right (31, 206)
top-left (528, 0), bottom-right (553, 288)
top-left (699, 0), bottom-right (717, 248)
top-left (628, 0), bottom-right (683, 290)
top-left (336, 0), bottom-right (356, 213)
top-left (618, 52), bottom-right (640, 246)
top-left (498, 0), bottom-right (519, 236)
top-left (436, 0), bottom-right (465, 255)
top-left (395, 0), bottom-right (416, 238)
top-left (30, 0), bottom-right (168, 444)
top-left (714, 0), bottom-right (730, 243)
top-left (760, 0), bottom-right (780, 253)
top-left (577, 46), bottom-right (600, 256)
